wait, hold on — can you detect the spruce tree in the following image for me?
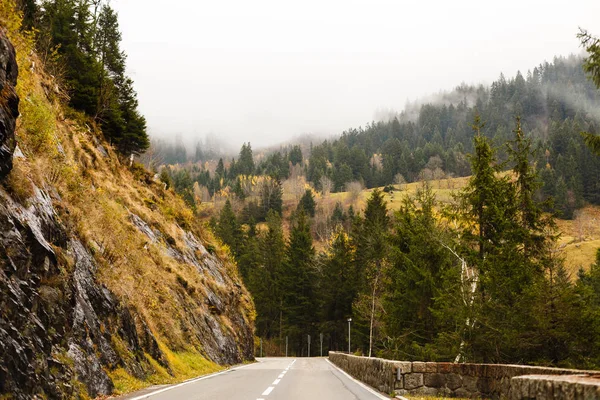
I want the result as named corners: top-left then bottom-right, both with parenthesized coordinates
top-left (352, 189), bottom-right (389, 357)
top-left (289, 145), bottom-right (303, 165)
top-left (237, 143), bottom-right (255, 176)
top-left (579, 29), bottom-right (600, 155)
top-left (216, 158), bottom-right (225, 178)
top-left (41, 0), bottom-right (102, 114)
top-left (320, 228), bottom-right (357, 351)
top-left (216, 199), bottom-right (242, 257)
top-left (259, 178), bottom-right (283, 217)
top-left (297, 189), bottom-right (316, 217)
top-left (454, 115), bottom-right (518, 362)
top-left (237, 219), bottom-right (260, 282)
top-left (249, 211), bottom-right (286, 339)
top-left (281, 210), bottom-right (317, 355)
top-left (96, 4), bottom-right (148, 154)
top-left (384, 184), bottom-right (457, 360)
top-left (575, 250), bottom-right (600, 367)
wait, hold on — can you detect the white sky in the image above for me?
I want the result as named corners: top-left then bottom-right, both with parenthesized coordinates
top-left (112, 0), bottom-right (600, 148)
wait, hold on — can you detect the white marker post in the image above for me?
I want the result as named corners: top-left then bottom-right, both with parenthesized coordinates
top-left (320, 333), bottom-right (323, 357)
top-left (347, 318), bottom-right (352, 354)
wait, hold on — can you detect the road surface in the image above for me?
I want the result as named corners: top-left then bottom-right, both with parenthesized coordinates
top-left (121, 357), bottom-right (390, 400)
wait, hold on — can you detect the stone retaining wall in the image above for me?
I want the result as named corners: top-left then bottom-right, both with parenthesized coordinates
top-left (328, 352), bottom-right (600, 399)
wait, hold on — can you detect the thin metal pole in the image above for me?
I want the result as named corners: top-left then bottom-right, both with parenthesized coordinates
top-left (308, 334), bottom-right (311, 357)
top-left (260, 338), bottom-right (263, 357)
top-left (348, 320), bottom-right (351, 354)
top-left (320, 333), bottom-right (323, 357)
top-left (286, 336), bottom-right (288, 357)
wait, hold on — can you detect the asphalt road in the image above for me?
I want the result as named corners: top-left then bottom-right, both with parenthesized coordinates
top-left (121, 357), bottom-right (390, 400)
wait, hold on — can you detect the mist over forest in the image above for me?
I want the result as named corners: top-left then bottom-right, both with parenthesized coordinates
top-left (150, 54), bottom-right (600, 222)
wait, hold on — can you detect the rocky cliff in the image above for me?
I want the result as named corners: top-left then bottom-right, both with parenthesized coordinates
top-left (0, 22), bottom-right (254, 400)
top-left (0, 27), bottom-right (18, 178)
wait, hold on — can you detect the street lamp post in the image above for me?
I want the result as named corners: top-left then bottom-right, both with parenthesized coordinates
top-left (347, 318), bottom-right (352, 354)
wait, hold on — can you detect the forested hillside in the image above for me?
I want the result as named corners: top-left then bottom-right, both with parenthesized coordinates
top-left (158, 55), bottom-right (600, 220)
top-left (153, 31), bottom-right (600, 368)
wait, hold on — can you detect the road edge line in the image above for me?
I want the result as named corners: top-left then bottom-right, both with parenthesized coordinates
top-left (325, 358), bottom-right (408, 400)
top-left (126, 361), bottom-right (258, 400)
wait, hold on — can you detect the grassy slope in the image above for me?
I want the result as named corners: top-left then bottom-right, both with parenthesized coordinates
top-left (1, 3), bottom-right (254, 396)
top-left (329, 176), bottom-right (599, 277)
top-left (203, 172), bottom-right (600, 277)
top-left (199, 172), bottom-right (598, 277)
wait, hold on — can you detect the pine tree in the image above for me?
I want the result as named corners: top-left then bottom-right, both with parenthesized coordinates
top-left (237, 143), bottom-right (255, 176)
top-left (41, 0), bottom-right (102, 114)
top-left (574, 250), bottom-right (600, 367)
top-left (384, 184), bottom-right (457, 360)
top-left (216, 199), bottom-right (242, 257)
top-left (320, 228), bottom-right (357, 351)
top-left (216, 158), bottom-right (225, 178)
top-left (289, 145), bottom-right (303, 165)
top-left (281, 210), bottom-right (317, 356)
top-left (297, 189), bottom-right (316, 217)
top-left (237, 219), bottom-right (260, 282)
top-left (248, 211), bottom-right (286, 339)
top-left (95, 4), bottom-right (148, 154)
top-left (352, 189), bottom-right (389, 357)
top-left (578, 29), bottom-right (600, 155)
top-left (453, 115), bottom-right (519, 362)
top-left (17, 0), bottom-right (38, 30)
top-left (259, 178), bottom-right (282, 217)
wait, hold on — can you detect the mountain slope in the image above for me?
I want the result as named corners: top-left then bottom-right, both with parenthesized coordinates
top-left (0, 5), bottom-right (254, 399)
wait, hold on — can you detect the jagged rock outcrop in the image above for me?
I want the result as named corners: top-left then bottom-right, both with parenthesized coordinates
top-left (0, 29), bottom-right (18, 178)
top-left (0, 183), bottom-right (171, 398)
top-left (0, 26), bottom-right (253, 400)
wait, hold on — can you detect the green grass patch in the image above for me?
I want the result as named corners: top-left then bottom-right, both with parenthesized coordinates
top-left (108, 341), bottom-right (223, 396)
top-left (108, 367), bottom-right (149, 394)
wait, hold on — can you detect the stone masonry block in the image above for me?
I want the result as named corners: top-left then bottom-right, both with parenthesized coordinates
top-left (437, 362), bottom-right (453, 374)
top-left (446, 373), bottom-right (462, 390)
top-left (423, 373), bottom-right (445, 388)
top-left (534, 378), bottom-right (554, 400)
top-left (477, 376), bottom-right (494, 395)
top-left (425, 362), bottom-right (438, 373)
top-left (394, 375), bottom-right (403, 390)
top-left (454, 388), bottom-right (475, 398)
top-left (404, 373), bottom-right (424, 390)
top-left (396, 361), bottom-right (411, 374)
top-left (463, 375), bottom-right (478, 392)
top-left (412, 362), bottom-right (426, 373)
top-left (584, 384), bottom-right (600, 400)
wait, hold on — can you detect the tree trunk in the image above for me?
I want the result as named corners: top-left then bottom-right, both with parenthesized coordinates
top-left (368, 271), bottom-right (379, 358)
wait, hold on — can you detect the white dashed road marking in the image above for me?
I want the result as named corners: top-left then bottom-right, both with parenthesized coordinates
top-left (256, 358), bottom-right (296, 399)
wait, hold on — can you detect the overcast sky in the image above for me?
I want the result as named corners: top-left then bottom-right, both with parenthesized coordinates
top-left (111, 0), bottom-right (600, 148)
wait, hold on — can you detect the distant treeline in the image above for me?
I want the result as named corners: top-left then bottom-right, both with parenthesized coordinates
top-left (157, 55), bottom-right (600, 219)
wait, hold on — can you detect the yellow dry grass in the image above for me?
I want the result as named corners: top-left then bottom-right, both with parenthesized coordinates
top-left (200, 170), bottom-right (600, 275)
top-left (109, 342), bottom-right (222, 395)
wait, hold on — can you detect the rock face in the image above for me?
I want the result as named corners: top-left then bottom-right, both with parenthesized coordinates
top-left (0, 30), bottom-right (253, 399)
top-left (0, 183), bottom-right (162, 398)
top-left (0, 29), bottom-right (19, 178)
